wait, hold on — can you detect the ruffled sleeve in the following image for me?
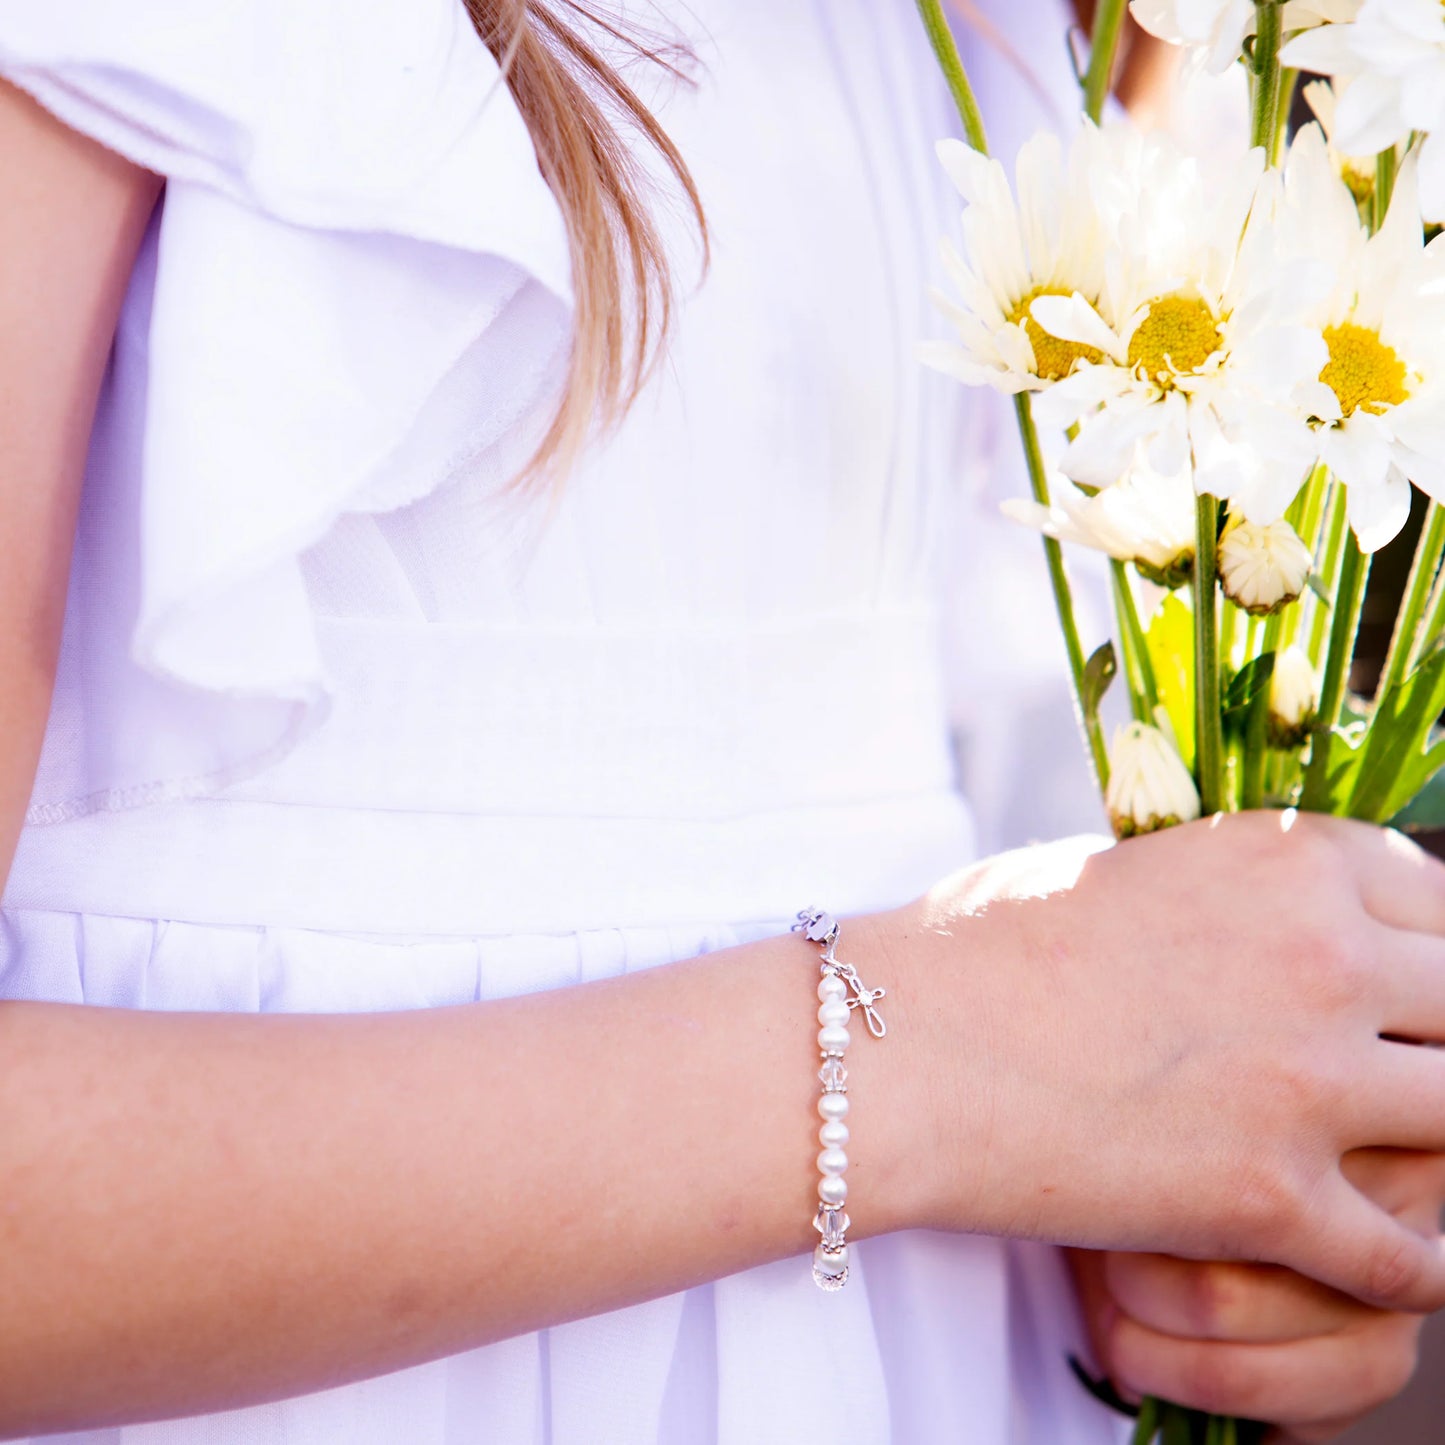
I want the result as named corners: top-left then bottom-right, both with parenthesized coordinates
top-left (0, 0), bottom-right (574, 822)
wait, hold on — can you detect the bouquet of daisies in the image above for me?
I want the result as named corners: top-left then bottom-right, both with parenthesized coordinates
top-left (915, 0), bottom-right (1445, 1439)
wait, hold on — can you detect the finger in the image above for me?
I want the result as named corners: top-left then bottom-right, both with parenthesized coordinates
top-left (1331, 820), bottom-right (1445, 937)
top-left (1342, 1147), bottom-right (1445, 1223)
top-left (1104, 1307), bottom-right (1423, 1428)
top-left (1374, 928), bottom-right (1445, 1043)
top-left (1352, 1042), bottom-right (1445, 1156)
top-left (1065, 1248), bottom-right (1115, 1375)
top-left (1297, 1172), bottom-right (1445, 1312)
top-left (1265, 1415), bottom-right (1375, 1445)
top-left (1102, 1252), bottom-right (1369, 1344)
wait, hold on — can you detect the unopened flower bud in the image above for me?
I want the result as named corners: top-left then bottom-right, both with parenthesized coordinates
top-left (1105, 721), bottom-right (1202, 839)
top-left (1217, 518), bottom-right (1313, 616)
top-left (1268, 645), bottom-right (1319, 750)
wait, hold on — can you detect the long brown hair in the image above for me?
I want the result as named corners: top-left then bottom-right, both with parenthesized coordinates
top-left (461, 0), bottom-right (707, 485)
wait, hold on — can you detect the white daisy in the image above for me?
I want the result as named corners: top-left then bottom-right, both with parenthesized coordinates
top-left (1131, 0), bottom-right (1361, 76)
top-left (1301, 78), bottom-right (1382, 221)
top-left (921, 125), bottom-right (1120, 395)
top-left (1000, 463), bottom-right (1197, 586)
top-left (1282, 0), bottom-right (1445, 221)
top-left (1027, 130), bottom-right (1326, 520)
top-left (1278, 127), bottom-right (1445, 550)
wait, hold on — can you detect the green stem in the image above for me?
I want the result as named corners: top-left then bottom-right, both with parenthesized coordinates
top-left (1303, 533), bottom-right (1371, 805)
top-left (1219, 595), bottom-right (1239, 671)
top-left (1272, 68), bottom-right (1299, 164)
top-left (912, 1), bottom-right (1107, 791)
top-left (1287, 464), bottom-right (1331, 654)
top-left (1244, 612), bottom-right (1263, 663)
top-left (1416, 554), bottom-right (1445, 661)
top-left (1082, 0), bottom-right (1130, 124)
top-left (1308, 483), bottom-right (1348, 667)
top-left (1378, 500), bottom-right (1445, 696)
top-left (913, 0), bottom-right (988, 151)
top-left (1242, 613), bottom-right (1284, 809)
top-left (1016, 395), bottom-right (1111, 788)
top-left (1374, 146), bottom-right (1398, 233)
top-left (1250, 3), bottom-right (1284, 152)
top-left (1112, 560), bottom-right (1159, 721)
top-left (1194, 496), bottom-right (1225, 814)
top-left (1131, 1396), bottom-right (1161, 1445)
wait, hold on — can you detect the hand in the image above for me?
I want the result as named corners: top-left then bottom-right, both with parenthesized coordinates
top-left (895, 811), bottom-right (1445, 1309)
top-left (1067, 1149), bottom-right (1445, 1441)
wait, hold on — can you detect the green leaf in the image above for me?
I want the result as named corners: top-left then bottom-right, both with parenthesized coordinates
top-left (1388, 754), bottom-right (1445, 830)
top-left (1222, 652), bottom-right (1275, 740)
top-left (1146, 594), bottom-right (1196, 769)
top-left (1298, 723), bottom-right (1366, 813)
top-left (1346, 644), bottom-right (1445, 822)
top-left (1082, 640), bottom-right (1117, 724)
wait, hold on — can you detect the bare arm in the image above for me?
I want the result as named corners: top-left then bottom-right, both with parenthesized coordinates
top-left (0, 79), bottom-right (161, 880)
top-left (6, 78), bottom-right (1445, 1443)
top-left (0, 934), bottom-right (938, 1433)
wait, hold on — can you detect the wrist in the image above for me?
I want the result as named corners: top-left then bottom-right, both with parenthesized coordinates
top-left (839, 900), bottom-right (986, 1239)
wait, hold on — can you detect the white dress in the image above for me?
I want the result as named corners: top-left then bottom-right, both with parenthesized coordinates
top-left (0, 1), bottom-right (1118, 1441)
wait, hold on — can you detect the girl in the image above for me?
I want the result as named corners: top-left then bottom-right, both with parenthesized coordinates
top-left (0, 1), bottom-right (1441, 1440)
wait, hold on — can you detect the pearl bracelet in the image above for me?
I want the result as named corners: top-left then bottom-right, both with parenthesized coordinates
top-left (791, 907), bottom-right (888, 1292)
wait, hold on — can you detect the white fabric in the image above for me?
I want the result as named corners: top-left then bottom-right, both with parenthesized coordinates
top-left (0, 0), bottom-right (1121, 1440)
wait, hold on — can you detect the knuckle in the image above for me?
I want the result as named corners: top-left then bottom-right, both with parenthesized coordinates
top-left (1172, 1345), bottom-right (1263, 1418)
top-left (1231, 1156), bottom-right (1308, 1244)
top-left (1275, 810), bottom-right (1344, 870)
top-left (1369, 1326), bottom-right (1422, 1404)
top-left (1361, 1235), bottom-right (1425, 1306)
top-left (1182, 1261), bottom-right (1246, 1338)
top-left (1278, 921), bottom-right (1370, 1014)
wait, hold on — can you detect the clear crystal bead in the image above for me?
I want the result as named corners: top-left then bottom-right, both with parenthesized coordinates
top-left (817, 1058), bottom-right (848, 1091)
top-left (812, 1243), bottom-right (850, 1291)
top-left (814, 1205), bottom-right (850, 1247)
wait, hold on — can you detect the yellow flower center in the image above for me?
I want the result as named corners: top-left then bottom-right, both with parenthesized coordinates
top-left (1320, 322), bottom-right (1409, 417)
top-left (1009, 286), bottom-right (1103, 382)
top-left (1341, 162), bottom-right (1374, 218)
top-left (1126, 295), bottom-right (1222, 388)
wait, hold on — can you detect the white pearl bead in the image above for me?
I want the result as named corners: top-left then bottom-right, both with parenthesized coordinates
top-left (816, 1000), bottom-right (851, 1028)
top-left (817, 1147), bottom-right (848, 1176)
top-left (813, 1242), bottom-right (849, 1276)
top-left (818, 1092), bottom-right (850, 1122)
top-left (818, 1119), bottom-right (850, 1149)
top-left (817, 974), bottom-right (848, 1003)
top-left (818, 1174), bottom-right (849, 1206)
top-left (817, 1024), bottom-right (851, 1053)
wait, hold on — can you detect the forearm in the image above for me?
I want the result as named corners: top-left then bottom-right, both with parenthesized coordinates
top-left (0, 912), bottom-right (940, 1434)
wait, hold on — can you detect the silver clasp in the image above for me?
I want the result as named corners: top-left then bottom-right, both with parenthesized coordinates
top-left (794, 907), bottom-right (886, 1038)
